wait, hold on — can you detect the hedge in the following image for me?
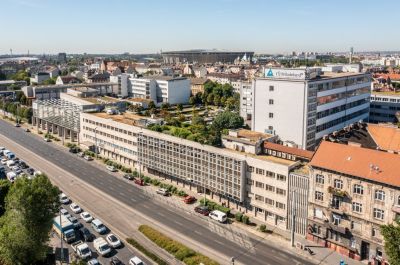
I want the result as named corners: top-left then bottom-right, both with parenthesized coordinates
top-left (126, 238), bottom-right (168, 265)
top-left (139, 225), bottom-right (219, 265)
top-left (199, 198), bottom-right (230, 214)
top-left (235, 212), bottom-right (243, 222)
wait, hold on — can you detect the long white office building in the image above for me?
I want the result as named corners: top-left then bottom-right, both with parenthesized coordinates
top-left (252, 68), bottom-right (371, 150)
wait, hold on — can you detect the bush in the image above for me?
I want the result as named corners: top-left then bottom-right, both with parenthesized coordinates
top-left (143, 176), bottom-right (152, 184)
top-left (259, 224), bottom-right (267, 233)
top-left (139, 225), bottom-right (219, 265)
top-left (126, 238), bottom-right (168, 265)
top-left (151, 179), bottom-right (161, 186)
top-left (242, 215), bottom-right (250, 225)
top-left (177, 190), bottom-right (187, 197)
top-left (83, 150), bottom-right (95, 157)
top-left (235, 212), bottom-right (243, 222)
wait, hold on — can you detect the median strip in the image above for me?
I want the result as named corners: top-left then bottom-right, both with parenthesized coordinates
top-left (126, 237), bottom-right (169, 265)
top-left (138, 224), bottom-right (220, 265)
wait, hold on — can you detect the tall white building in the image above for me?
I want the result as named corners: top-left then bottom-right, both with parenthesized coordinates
top-left (239, 81), bottom-right (253, 121)
top-left (252, 68), bottom-right (371, 150)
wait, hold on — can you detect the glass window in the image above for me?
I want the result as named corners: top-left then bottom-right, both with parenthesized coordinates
top-left (334, 179), bottom-right (343, 189)
top-left (265, 198), bottom-right (274, 205)
top-left (269, 85), bottom-right (274, 91)
top-left (373, 208), bottom-right (385, 220)
top-left (276, 188), bottom-right (286, 196)
top-left (269, 113), bottom-right (274, 118)
top-left (269, 99), bottom-right (274, 105)
top-left (315, 191), bottom-right (324, 201)
top-left (315, 174), bottom-right (324, 184)
top-left (352, 202), bottom-right (363, 213)
top-left (276, 202), bottom-right (285, 209)
top-left (277, 174), bottom-right (286, 181)
top-left (374, 190), bottom-right (385, 201)
top-left (353, 184), bottom-right (364, 195)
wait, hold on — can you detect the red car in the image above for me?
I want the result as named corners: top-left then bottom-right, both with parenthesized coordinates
top-left (134, 179), bottom-right (144, 186)
top-left (183, 196), bottom-right (196, 204)
top-left (194, 205), bottom-right (210, 216)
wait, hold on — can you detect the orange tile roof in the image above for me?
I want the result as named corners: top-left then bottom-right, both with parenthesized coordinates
top-left (374, 73), bottom-right (400, 81)
top-left (368, 123), bottom-right (400, 153)
top-left (310, 141), bottom-right (400, 187)
top-left (264, 142), bottom-right (314, 160)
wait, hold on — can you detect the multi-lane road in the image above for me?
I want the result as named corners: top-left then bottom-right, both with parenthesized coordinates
top-left (0, 119), bottom-right (314, 265)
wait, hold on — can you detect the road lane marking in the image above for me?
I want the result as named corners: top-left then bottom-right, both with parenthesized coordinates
top-left (174, 220), bottom-right (183, 226)
top-left (130, 198), bottom-right (137, 202)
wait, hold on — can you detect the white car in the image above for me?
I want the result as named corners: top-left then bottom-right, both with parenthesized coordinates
top-left (106, 165), bottom-right (117, 172)
top-left (106, 234), bottom-right (121, 248)
top-left (1, 159), bottom-right (7, 165)
top-left (80, 211), bottom-right (93, 223)
top-left (43, 137), bottom-right (51, 142)
top-left (129, 256), bottom-right (145, 265)
top-left (70, 203), bottom-right (82, 214)
top-left (60, 208), bottom-right (71, 219)
top-left (87, 258), bottom-right (100, 265)
top-left (59, 193), bottom-right (70, 204)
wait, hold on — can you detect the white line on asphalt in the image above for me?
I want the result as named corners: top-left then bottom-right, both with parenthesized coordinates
top-left (214, 240), bottom-right (224, 245)
top-left (194, 230), bottom-right (201, 235)
top-left (157, 212), bottom-right (165, 217)
top-left (174, 220), bottom-right (183, 226)
top-left (142, 204), bottom-right (150, 209)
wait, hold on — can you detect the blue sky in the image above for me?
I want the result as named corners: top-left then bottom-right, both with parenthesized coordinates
top-left (2, 0), bottom-right (398, 54)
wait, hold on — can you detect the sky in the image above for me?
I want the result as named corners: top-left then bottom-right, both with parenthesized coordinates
top-left (1, 0), bottom-right (399, 55)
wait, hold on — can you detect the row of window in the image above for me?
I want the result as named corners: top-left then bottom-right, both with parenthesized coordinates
top-left (316, 86), bottom-right (370, 106)
top-left (316, 98), bottom-right (369, 119)
top-left (254, 194), bottom-right (286, 210)
top-left (252, 180), bottom-right (286, 196)
top-left (83, 119), bottom-right (135, 137)
top-left (316, 108), bottom-right (369, 133)
top-left (248, 166), bottom-right (287, 181)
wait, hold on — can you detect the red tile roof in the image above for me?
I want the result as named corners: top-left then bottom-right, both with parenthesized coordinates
top-left (264, 142), bottom-right (314, 160)
top-left (310, 141), bottom-right (400, 187)
top-left (368, 124), bottom-right (400, 153)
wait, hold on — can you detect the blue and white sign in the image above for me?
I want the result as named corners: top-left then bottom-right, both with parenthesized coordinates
top-left (264, 68), bottom-right (308, 80)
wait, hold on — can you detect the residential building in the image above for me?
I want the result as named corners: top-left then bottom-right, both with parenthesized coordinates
top-left (56, 76), bottom-right (82, 85)
top-left (110, 73), bottom-right (131, 98)
top-left (190, 78), bottom-right (208, 95)
top-left (252, 67), bottom-right (371, 150)
top-left (239, 81), bottom-right (253, 121)
top-left (30, 72), bottom-right (51, 84)
top-left (131, 76), bottom-right (190, 105)
top-left (88, 73), bottom-right (110, 83)
top-left (162, 50), bottom-right (254, 64)
top-left (58, 53), bottom-right (67, 63)
top-left (370, 91), bottom-right (400, 123)
top-left (308, 141), bottom-right (400, 264)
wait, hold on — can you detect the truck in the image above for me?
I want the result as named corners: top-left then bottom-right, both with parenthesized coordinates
top-left (71, 240), bottom-right (92, 260)
top-left (53, 215), bottom-right (76, 243)
top-left (93, 237), bottom-right (111, 256)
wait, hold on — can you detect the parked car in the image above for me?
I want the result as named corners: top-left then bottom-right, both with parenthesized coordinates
top-left (26, 168), bottom-right (34, 175)
top-left (79, 227), bottom-right (94, 242)
top-left (156, 188), bottom-right (170, 196)
top-left (43, 137), bottom-right (51, 142)
top-left (106, 234), bottom-right (121, 248)
top-left (77, 152), bottom-right (85, 158)
top-left (93, 237), bottom-right (111, 257)
top-left (91, 219), bottom-right (107, 234)
top-left (84, 155), bottom-right (93, 161)
top-left (69, 148), bottom-right (79, 153)
top-left (134, 179), bottom-right (144, 186)
top-left (106, 165), bottom-right (117, 172)
top-left (59, 193), bottom-right (70, 204)
top-left (0, 159), bottom-right (7, 165)
top-left (87, 258), bottom-right (100, 265)
top-left (80, 212), bottom-right (93, 223)
top-left (183, 196), bottom-right (196, 204)
top-left (209, 210), bottom-right (227, 223)
top-left (24, 128), bottom-right (30, 132)
top-left (123, 174), bottom-right (134, 181)
top-left (110, 257), bottom-right (123, 265)
top-left (70, 203), bottom-right (82, 214)
top-left (129, 256), bottom-right (144, 265)
top-left (68, 216), bottom-right (83, 229)
top-left (18, 161), bottom-right (28, 169)
top-left (15, 123), bottom-right (20, 127)
top-left (194, 205), bottom-right (210, 216)
top-left (60, 208), bottom-right (71, 219)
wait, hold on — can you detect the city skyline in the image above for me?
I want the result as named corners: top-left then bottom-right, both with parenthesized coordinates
top-left (2, 0), bottom-right (400, 55)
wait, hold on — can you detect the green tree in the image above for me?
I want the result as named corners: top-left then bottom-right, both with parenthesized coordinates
top-left (213, 94), bottom-right (221, 106)
top-left (206, 93), bottom-right (214, 105)
top-left (0, 174), bottom-right (60, 265)
top-left (148, 101), bottom-right (156, 110)
top-left (212, 111), bottom-right (244, 131)
top-left (42, 77), bottom-right (57, 85)
top-left (22, 107), bottom-right (33, 123)
top-left (161, 102), bottom-right (170, 110)
top-left (225, 97), bottom-right (236, 111)
top-left (189, 96), bottom-right (196, 106)
top-left (0, 71), bottom-right (6, 81)
top-left (176, 104), bottom-right (183, 112)
top-left (381, 221), bottom-right (400, 265)
top-left (0, 180), bottom-right (11, 217)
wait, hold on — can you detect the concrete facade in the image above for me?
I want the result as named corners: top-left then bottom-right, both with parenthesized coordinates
top-left (370, 92), bottom-right (400, 123)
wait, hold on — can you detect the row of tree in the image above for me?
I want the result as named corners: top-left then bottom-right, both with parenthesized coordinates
top-left (0, 175), bottom-right (60, 264)
top-left (0, 99), bottom-right (33, 123)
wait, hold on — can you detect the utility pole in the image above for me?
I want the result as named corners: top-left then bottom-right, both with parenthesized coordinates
top-left (291, 189), bottom-right (296, 247)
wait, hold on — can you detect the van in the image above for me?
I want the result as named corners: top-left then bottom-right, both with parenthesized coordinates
top-left (6, 160), bottom-right (16, 168)
top-left (91, 219), bottom-right (107, 234)
top-left (209, 210), bottom-right (227, 223)
top-left (93, 237), bottom-right (111, 256)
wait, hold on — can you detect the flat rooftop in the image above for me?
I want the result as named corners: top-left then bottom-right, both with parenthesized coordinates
top-left (84, 96), bottom-right (120, 104)
top-left (91, 112), bottom-right (144, 126)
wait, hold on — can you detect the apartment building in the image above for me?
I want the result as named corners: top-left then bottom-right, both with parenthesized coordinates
top-left (308, 141), bottom-right (400, 264)
top-left (130, 76), bottom-right (191, 105)
top-left (370, 91), bottom-right (400, 123)
top-left (252, 67), bottom-right (371, 150)
top-left (79, 111), bottom-right (310, 233)
top-left (239, 81), bottom-right (253, 121)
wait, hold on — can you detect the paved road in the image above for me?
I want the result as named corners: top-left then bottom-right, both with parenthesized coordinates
top-left (0, 120), bottom-right (314, 265)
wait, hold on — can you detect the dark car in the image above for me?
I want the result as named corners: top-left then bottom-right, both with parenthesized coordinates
top-left (79, 227), bottom-right (94, 242)
top-left (69, 147), bottom-right (79, 153)
top-left (109, 257), bottom-right (123, 265)
top-left (19, 161), bottom-right (28, 169)
top-left (26, 168), bottom-right (35, 175)
top-left (183, 196), bottom-right (196, 204)
top-left (194, 205), bottom-right (210, 216)
top-left (123, 174), bottom-right (134, 181)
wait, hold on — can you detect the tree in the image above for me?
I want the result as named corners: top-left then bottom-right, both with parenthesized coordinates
top-left (0, 174), bottom-right (60, 264)
top-left (189, 96), bottom-right (196, 106)
top-left (148, 101), bottom-right (156, 110)
top-left (0, 180), bottom-right (11, 217)
top-left (22, 107), bottom-right (33, 123)
top-left (176, 104), bottom-right (183, 112)
top-left (225, 97), bottom-right (236, 111)
top-left (206, 93), bottom-right (214, 105)
top-left (161, 102), bottom-right (170, 110)
top-left (213, 94), bottom-right (221, 106)
top-left (381, 221), bottom-right (400, 265)
top-left (212, 111), bottom-right (244, 131)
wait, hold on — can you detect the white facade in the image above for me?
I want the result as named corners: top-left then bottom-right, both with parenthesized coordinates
top-left (252, 68), bottom-right (371, 150)
top-left (239, 81), bottom-right (253, 121)
top-left (110, 74), bottom-right (131, 98)
top-left (130, 76), bottom-right (190, 105)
